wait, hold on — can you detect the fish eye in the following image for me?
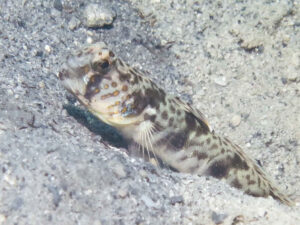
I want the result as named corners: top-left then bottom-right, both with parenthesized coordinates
top-left (101, 60), bottom-right (109, 69)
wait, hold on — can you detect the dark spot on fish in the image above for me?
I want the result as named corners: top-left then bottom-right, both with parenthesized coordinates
top-left (145, 88), bottom-right (166, 108)
top-left (119, 72), bottom-right (131, 82)
top-left (185, 112), bottom-right (197, 131)
top-left (209, 144), bottom-right (218, 150)
top-left (248, 180), bottom-right (255, 185)
top-left (207, 160), bottom-right (230, 178)
top-left (84, 75), bottom-right (103, 100)
top-left (144, 113), bottom-right (156, 122)
top-left (168, 117), bottom-right (174, 126)
top-left (132, 74), bottom-right (139, 84)
top-left (232, 153), bottom-right (249, 170)
top-left (109, 51), bottom-right (115, 57)
top-left (195, 152), bottom-right (208, 160)
top-left (137, 75), bottom-right (144, 83)
top-left (169, 104), bottom-right (176, 113)
top-left (206, 138), bottom-right (211, 145)
top-left (162, 110), bottom-right (168, 120)
top-left (231, 178), bottom-right (243, 189)
top-left (168, 132), bottom-right (187, 150)
top-left (131, 91), bottom-right (148, 115)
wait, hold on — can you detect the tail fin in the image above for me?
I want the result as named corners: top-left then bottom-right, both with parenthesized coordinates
top-left (192, 133), bottom-right (294, 206)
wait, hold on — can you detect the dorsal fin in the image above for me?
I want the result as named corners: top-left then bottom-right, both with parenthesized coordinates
top-left (173, 97), bottom-right (211, 131)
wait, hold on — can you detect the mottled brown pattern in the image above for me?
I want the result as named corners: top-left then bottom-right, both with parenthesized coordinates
top-left (144, 113), bottom-right (156, 122)
top-left (168, 117), bottom-right (174, 126)
top-left (231, 178), bottom-right (243, 189)
top-left (84, 75), bottom-right (103, 100)
top-left (167, 132), bottom-right (188, 150)
top-left (232, 153), bottom-right (249, 170)
top-left (162, 111), bottom-right (168, 120)
top-left (59, 42), bottom-right (294, 206)
top-left (208, 159), bottom-right (231, 179)
top-left (195, 152), bottom-right (208, 160)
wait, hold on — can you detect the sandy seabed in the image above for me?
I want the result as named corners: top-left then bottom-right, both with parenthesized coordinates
top-left (0, 0), bottom-right (299, 224)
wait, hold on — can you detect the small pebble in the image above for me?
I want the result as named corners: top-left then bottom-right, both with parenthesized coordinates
top-left (84, 189), bottom-right (93, 195)
top-left (141, 195), bottom-right (159, 209)
top-left (53, 0), bottom-right (63, 11)
top-left (112, 163), bottom-right (127, 178)
top-left (44, 45), bottom-right (51, 53)
top-left (290, 53), bottom-right (299, 68)
top-left (68, 17), bottom-right (81, 31)
top-left (84, 4), bottom-right (116, 28)
top-left (287, 73), bottom-right (297, 82)
top-left (61, 109), bottom-right (68, 117)
top-left (230, 115), bottom-right (241, 127)
top-left (86, 37), bottom-right (93, 44)
top-left (117, 189), bottom-right (128, 198)
top-left (0, 214), bottom-right (6, 225)
top-left (10, 197), bottom-right (24, 211)
top-left (214, 76), bottom-right (227, 86)
top-left (0, 123), bottom-right (6, 135)
top-left (7, 89), bottom-right (14, 95)
top-left (211, 211), bottom-right (228, 224)
top-left (39, 81), bottom-right (45, 89)
top-left (86, 30), bottom-right (94, 36)
top-left (281, 77), bottom-right (287, 84)
top-left (170, 195), bottom-right (184, 205)
top-left (93, 220), bottom-right (102, 225)
top-left (139, 169), bottom-right (148, 178)
top-left (149, 157), bottom-right (159, 167)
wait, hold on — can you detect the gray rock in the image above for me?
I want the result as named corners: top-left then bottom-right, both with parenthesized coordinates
top-left (53, 0), bottom-right (63, 12)
top-left (117, 189), bottom-right (128, 198)
top-left (141, 195), bottom-right (160, 209)
top-left (230, 115), bottom-right (242, 127)
top-left (112, 162), bottom-right (127, 178)
top-left (10, 197), bottom-right (24, 211)
top-left (211, 211), bottom-right (228, 224)
top-left (83, 3), bottom-right (116, 28)
top-left (170, 195), bottom-right (184, 205)
top-left (214, 76), bottom-right (228, 86)
top-left (68, 16), bottom-right (81, 31)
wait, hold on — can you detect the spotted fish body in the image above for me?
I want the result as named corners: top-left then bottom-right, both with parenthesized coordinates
top-left (58, 42), bottom-right (293, 206)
